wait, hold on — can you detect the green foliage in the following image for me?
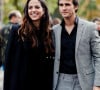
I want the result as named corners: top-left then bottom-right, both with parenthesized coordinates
top-left (3, 3), bottom-right (16, 24)
top-left (2, 0), bottom-right (100, 24)
top-left (46, 0), bottom-right (57, 14)
top-left (3, 0), bottom-right (25, 24)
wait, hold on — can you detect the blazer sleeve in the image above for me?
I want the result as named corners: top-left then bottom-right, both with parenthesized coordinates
top-left (90, 23), bottom-right (100, 86)
top-left (51, 29), bottom-right (55, 49)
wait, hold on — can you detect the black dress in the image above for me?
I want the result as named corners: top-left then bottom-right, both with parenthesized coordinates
top-left (3, 25), bottom-right (54, 90)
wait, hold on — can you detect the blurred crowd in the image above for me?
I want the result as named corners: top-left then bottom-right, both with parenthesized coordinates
top-left (0, 10), bottom-right (22, 68)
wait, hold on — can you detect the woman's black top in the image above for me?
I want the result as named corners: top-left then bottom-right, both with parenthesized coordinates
top-left (4, 25), bottom-right (54, 90)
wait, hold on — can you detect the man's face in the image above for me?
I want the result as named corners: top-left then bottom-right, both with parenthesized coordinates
top-left (95, 21), bottom-right (100, 25)
top-left (58, 0), bottom-right (78, 19)
top-left (11, 16), bottom-right (18, 24)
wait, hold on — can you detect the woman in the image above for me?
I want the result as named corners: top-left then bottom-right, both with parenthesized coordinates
top-left (3, 0), bottom-right (54, 90)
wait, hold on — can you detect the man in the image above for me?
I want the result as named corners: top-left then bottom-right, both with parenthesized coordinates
top-left (0, 10), bottom-right (22, 65)
top-left (52, 0), bottom-right (100, 90)
top-left (92, 17), bottom-right (100, 25)
top-left (0, 35), bottom-right (3, 66)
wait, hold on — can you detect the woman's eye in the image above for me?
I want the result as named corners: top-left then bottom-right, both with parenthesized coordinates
top-left (35, 6), bottom-right (40, 9)
top-left (28, 6), bottom-right (33, 9)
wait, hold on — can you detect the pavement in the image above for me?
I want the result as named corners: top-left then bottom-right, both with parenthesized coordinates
top-left (0, 69), bottom-right (4, 90)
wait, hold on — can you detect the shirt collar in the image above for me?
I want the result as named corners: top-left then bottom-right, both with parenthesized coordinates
top-left (60, 16), bottom-right (78, 26)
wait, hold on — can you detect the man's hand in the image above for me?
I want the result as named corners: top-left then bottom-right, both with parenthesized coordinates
top-left (93, 86), bottom-right (100, 90)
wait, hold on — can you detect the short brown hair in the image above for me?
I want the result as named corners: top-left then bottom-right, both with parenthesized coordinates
top-left (58, 0), bottom-right (79, 12)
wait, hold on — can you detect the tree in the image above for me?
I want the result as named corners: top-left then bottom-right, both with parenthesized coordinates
top-left (3, 0), bottom-right (25, 24)
top-left (2, 0), bottom-right (100, 24)
top-left (78, 0), bottom-right (100, 20)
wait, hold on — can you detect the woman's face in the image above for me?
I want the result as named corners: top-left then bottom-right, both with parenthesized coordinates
top-left (28, 0), bottom-right (44, 22)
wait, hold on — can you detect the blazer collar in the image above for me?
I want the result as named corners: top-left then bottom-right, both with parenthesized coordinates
top-left (54, 17), bottom-right (86, 56)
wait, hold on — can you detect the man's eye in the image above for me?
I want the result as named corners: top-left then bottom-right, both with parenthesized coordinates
top-left (59, 3), bottom-right (70, 6)
top-left (65, 4), bottom-right (70, 6)
top-left (59, 4), bottom-right (64, 6)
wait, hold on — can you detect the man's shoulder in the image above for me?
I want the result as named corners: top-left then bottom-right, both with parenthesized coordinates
top-left (11, 24), bottom-right (21, 31)
top-left (9, 24), bottom-right (21, 36)
top-left (52, 24), bottom-right (61, 31)
top-left (79, 18), bottom-right (98, 36)
top-left (1, 24), bottom-right (12, 31)
top-left (79, 18), bottom-right (95, 25)
top-left (0, 24), bottom-right (12, 36)
top-left (79, 18), bottom-right (96, 29)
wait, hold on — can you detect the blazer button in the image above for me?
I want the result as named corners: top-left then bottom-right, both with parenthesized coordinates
top-left (56, 72), bottom-right (58, 74)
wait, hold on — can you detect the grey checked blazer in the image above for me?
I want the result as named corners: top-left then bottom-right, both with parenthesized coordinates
top-left (52, 17), bottom-right (100, 90)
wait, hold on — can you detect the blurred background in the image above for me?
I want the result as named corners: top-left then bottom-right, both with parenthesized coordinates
top-left (0, 0), bottom-right (100, 25)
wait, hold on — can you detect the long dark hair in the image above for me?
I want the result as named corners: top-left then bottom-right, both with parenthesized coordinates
top-left (18, 0), bottom-right (54, 53)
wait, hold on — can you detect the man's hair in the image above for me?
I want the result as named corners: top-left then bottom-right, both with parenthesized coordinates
top-left (8, 10), bottom-right (22, 20)
top-left (8, 12), bottom-right (17, 20)
top-left (57, 0), bottom-right (79, 12)
top-left (92, 17), bottom-right (100, 22)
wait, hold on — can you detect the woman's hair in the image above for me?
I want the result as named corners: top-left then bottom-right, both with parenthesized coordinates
top-left (18, 0), bottom-right (54, 53)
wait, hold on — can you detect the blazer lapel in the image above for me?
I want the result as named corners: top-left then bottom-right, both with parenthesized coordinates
top-left (55, 25), bottom-right (62, 58)
top-left (75, 18), bottom-right (85, 53)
